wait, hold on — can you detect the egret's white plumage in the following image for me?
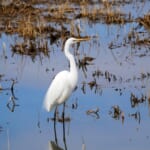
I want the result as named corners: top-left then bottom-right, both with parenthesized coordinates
top-left (43, 37), bottom-right (90, 112)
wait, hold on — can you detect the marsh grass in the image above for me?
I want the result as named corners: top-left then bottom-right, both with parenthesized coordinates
top-left (0, 0), bottom-right (149, 57)
top-left (17, 16), bottom-right (37, 38)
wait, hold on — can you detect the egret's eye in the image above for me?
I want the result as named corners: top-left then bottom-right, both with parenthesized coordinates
top-left (73, 40), bottom-right (76, 42)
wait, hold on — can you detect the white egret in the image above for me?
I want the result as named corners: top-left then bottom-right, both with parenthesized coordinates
top-left (43, 37), bottom-right (90, 115)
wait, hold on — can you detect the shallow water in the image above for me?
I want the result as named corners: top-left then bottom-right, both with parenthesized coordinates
top-left (0, 1), bottom-right (150, 150)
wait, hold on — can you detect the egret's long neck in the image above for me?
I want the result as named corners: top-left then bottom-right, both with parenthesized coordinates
top-left (64, 43), bottom-right (77, 76)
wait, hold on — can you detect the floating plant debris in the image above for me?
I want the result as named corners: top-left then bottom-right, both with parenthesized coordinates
top-left (86, 107), bottom-right (100, 119)
top-left (50, 116), bottom-right (71, 123)
top-left (130, 93), bottom-right (147, 108)
top-left (109, 105), bottom-right (125, 124)
top-left (129, 111), bottom-right (141, 124)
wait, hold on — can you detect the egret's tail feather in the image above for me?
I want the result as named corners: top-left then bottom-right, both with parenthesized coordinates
top-left (43, 97), bottom-right (51, 112)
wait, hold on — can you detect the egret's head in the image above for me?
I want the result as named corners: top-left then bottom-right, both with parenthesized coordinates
top-left (63, 37), bottom-right (90, 52)
top-left (64, 37), bottom-right (90, 48)
top-left (68, 37), bottom-right (90, 44)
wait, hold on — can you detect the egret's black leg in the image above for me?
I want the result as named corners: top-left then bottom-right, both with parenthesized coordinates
top-left (54, 106), bottom-right (58, 144)
top-left (62, 102), bottom-right (65, 120)
top-left (62, 102), bottom-right (67, 150)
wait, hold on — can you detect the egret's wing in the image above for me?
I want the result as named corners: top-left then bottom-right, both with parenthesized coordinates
top-left (43, 71), bottom-right (70, 111)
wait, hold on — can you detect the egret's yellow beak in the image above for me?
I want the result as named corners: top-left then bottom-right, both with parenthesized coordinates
top-left (74, 37), bottom-right (91, 42)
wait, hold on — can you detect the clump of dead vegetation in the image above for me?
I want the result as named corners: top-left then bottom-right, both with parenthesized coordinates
top-left (130, 93), bottom-right (147, 108)
top-left (11, 39), bottom-right (49, 60)
top-left (133, 14), bottom-right (150, 48)
top-left (109, 105), bottom-right (125, 124)
top-left (137, 13), bottom-right (150, 32)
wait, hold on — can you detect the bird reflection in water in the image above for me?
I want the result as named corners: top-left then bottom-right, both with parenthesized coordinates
top-left (49, 141), bottom-right (63, 150)
top-left (48, 117), bottom-right (86, 150)
top-left (48, 113), bottom-right (68, 150)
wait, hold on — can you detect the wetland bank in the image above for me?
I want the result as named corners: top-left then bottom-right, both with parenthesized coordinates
top-left (0, 0), bottom-right (150, 150)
